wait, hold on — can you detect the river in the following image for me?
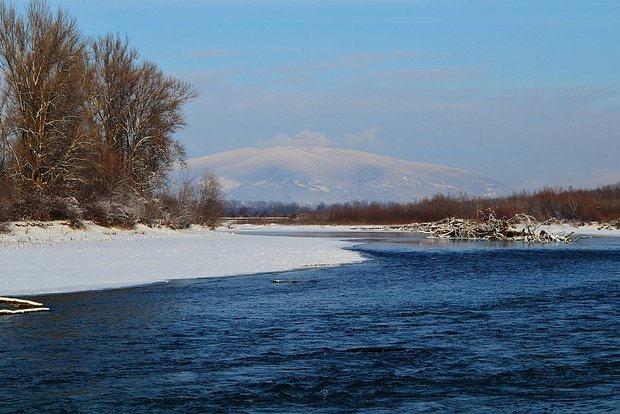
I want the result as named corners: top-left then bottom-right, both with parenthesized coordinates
top-left (1, 233), bottom-right (619, 413)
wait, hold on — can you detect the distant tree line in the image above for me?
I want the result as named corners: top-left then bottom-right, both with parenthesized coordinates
top-left (225, 184), bottom-right (620, 226)
top-left (223, 200), bottom-right (309, 218)
top-left (0, 0), bottom-right (222, 228)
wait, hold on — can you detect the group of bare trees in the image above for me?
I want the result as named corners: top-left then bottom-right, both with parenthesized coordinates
top-left (296, 184), bottom-right (620, 226)
top-left (0, 1), bottom-right (221, 227)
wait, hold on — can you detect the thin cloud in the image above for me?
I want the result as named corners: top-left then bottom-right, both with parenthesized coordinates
top-left (185, 48), bottom-right (253, 59)
top-left (342, 127), bottom-right (383, 147)
top-left (260, 128), bottom-right (383, 149)
top-left (372, 67), bottom-right (482, 83)
top-left (267, 129), bottom-right (332, 147)
top-left (276, 49), bottom-right (425, 76)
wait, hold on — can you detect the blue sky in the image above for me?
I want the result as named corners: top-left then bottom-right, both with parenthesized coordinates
top-left (44, 0), bottom-right (620, 190)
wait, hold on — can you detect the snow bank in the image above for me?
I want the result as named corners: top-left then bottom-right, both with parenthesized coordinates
top-left (539, 223), bottom-right (620, 237)
top-left (0, 221), bottom-right (182, 245)
top-left (220, 223), bottom-right (385, 233)
top-left (3, 220), bottom-right (617, 297)
top-left (0, 222), bottom-right (364, 296)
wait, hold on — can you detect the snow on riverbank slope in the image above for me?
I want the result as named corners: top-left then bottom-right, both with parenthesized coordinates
top-left (2, 220), bottom-right (618, 297)
top-left (0, 222), bottom-right (364, 296)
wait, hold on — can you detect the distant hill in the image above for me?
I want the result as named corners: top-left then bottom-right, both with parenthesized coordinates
top-left (182, 147), bottom-right (512, 204)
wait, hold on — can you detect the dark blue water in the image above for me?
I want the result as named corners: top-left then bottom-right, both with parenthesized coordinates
top-left (1, 235), bottom-right (619, 413)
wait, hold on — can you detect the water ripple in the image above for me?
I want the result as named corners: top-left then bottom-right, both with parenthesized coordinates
top-left (1, 239), bottom-right (619, 412)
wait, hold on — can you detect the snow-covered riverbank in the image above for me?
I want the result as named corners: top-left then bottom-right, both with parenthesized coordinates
top-left (0, 221), bottom-right (365, 296)
top-left (2, 220), bottom-right (619, 297)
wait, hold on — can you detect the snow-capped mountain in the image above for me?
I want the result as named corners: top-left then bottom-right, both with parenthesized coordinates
top-left (182, 147), bottom-right (512, 204)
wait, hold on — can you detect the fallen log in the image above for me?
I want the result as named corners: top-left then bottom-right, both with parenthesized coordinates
top-left (0, 297), bottom-right (49, 315)
top-left (0, 297), bottom-right (44, 308)
top-left (0, 307), bottom-right (50, 315)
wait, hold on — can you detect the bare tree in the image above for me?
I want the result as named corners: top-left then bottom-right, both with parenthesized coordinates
top-left (0, 0), bottom-right (91, 193)
top-left (89, 33), bottom-right (197, 196)
top-left (127, 61), bottom-right (196, 195)
top-left (160, 171), bottom-right (223, 229)
top-left (88, 33), bottom-right (138, 194)
top-left (0, 81), bottom-right (10, 179)
top-left (194, 171), bottom-right (223, 228)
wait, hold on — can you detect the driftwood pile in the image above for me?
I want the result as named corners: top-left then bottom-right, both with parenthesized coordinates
top-left (0, 297), bottom-right (49, 315)
top-left (398, 210), bottom-right (574, 243)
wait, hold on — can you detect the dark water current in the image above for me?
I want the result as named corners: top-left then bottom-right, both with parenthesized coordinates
top-left (1, 233), bottom-right (619, 413)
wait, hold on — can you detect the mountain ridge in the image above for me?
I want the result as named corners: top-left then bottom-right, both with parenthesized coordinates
top-left (182, 146), bottom-right (512, 204)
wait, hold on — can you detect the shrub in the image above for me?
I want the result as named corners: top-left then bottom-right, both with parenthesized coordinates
top-left (10, 191), bottom-right (52, 221)
top-left (193, 172), bottom-right (223, 229)
top-left (158, 173), bottom-right (224, 229)
top-left (49, 196), bottom-right (83, 221)
top-left (158, 181), bottom-right (194, 229)
top-left (85, 192), bottom-right (146, 228)
top-left (0, 180), bottom-right (12, 223)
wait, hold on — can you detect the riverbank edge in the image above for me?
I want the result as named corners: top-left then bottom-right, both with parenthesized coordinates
top-left (2, 219), bottom-right (620, 246)
top-left (0, 221), bottom-right (368, 298)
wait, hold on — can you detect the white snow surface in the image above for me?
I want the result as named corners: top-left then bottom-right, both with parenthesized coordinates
top-left (0, 221), bottom-right (364, 296)
top-left (538, 223), bottom-right (620, 237)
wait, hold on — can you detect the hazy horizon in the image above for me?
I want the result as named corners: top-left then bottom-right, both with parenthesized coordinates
top-left (46, 0), bottom-right (620, 190)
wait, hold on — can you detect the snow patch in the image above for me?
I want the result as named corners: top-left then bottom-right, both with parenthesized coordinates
top-left (309, 181), bottom-right (330, 193)
top-left (0, 222), bottom-right (364, 296)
